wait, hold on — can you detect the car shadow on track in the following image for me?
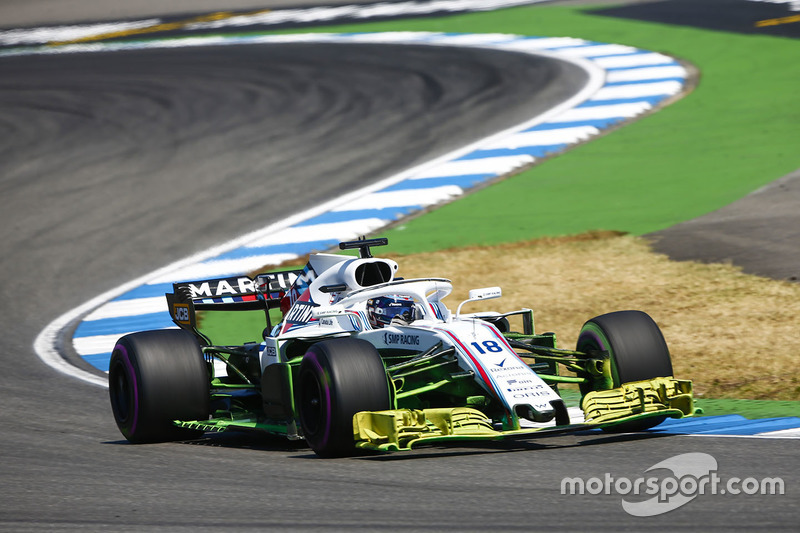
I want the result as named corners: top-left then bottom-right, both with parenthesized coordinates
top-left (103, 429), bottom-right (673, 459)
top-left (351, 430), bottom-right (674, 462)
top-left (103, 431), bottom-right (309, 453)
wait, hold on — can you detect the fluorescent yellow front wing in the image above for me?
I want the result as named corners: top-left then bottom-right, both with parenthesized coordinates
top-left (582, 377), bottom-right (695, 425)
top-left (353, 377), bottom-right (695, 452)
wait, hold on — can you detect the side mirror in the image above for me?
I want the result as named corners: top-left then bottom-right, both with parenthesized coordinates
top-left (456, 287), bottom-right (502, 317)
top-left (468, 287), bottom-right (502, 301)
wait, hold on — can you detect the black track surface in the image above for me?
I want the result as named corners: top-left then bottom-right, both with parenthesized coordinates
top-left (648, 168), bottom-right (800, 282)
top-left (0, 0), bottom-right (369, 27)
top-left (1, 2), bottom-right (797, 531)
top-left (0, 42), bottom-right (586, 287)
top-left (590, 0), bottom-right (800, 40)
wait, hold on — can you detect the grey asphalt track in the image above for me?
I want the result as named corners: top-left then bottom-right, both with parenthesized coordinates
top-left (0, 0), bottom-right (364, 26)
top-left (0, 2), bottom-right (797, 531)
top-left (648, 168), bottom-right (800, 283)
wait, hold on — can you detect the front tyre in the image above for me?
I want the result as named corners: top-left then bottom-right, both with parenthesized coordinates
top-left (576, 310), bottom-right (673, 431)
top-left (298, 338), bottom-right (391, 457)
top-left (109, 330), bottom-right (210, 443)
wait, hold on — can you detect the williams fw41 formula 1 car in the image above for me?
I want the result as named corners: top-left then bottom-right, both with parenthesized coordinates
top-left (109, 238), bottom-right (695, 457)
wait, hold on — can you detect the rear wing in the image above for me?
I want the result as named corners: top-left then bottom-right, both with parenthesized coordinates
top-left (166, 270), bottom-right (302, 332)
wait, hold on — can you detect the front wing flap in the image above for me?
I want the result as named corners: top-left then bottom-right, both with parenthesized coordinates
top-left (353, 408), bottom-right (593, 452)
top-left (175, 417), bottom-right (302, 440)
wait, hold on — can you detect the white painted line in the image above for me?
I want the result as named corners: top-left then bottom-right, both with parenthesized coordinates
top-left (591, 80), bottom-right (684, 100)
top-left (409, 155), bottom-right (535, 179)
top-left (756, 427), bottom-right (800, 438)
top-left (335, 31), bottom-right (443, 42)
top-left (606, 65), bottom-right (687, 82)
top-left (146, 254), bottom-right (301, 285)
top-left (73, 334), bottom-right (135, 356)
top-left (688, 432), bottom-right (800, 440)
top-left (500, 37), bottom-right (587, 50)
top-left (0, 19), bottom-right (160, 46)
top-left (83, 296), bottom-right (167, 321)
top-left (557, 101), bottom-right (654, 121)
top-left (552, 44), bottom-right (639, 57)
top-left (421, 33), bottom-right (519, 45)
top-left (73, 329), bottom-right (177, 356)
top-left (243, 33), bottom-right (340, 43)
top-left (244, 219), bottom-right (389, 247)
top-left (594, 52), bottom-right (676, 69)
top-left (481, 126), bottom-right (599, 149)
top-left (332, 186), bottom-right (463, 211)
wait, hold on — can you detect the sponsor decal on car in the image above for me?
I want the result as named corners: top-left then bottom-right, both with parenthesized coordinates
top-left (383, 332), bottom-right (421, 345)
top-left (188, 276), bottom-right (256, 297)
top-left (172, 303), bottom-right (191, 325)
top-left (284, 301), bottom-right (318, 325)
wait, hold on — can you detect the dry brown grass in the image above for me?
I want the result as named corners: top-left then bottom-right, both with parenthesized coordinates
top-left (386, 232), bottom-right (800, 401)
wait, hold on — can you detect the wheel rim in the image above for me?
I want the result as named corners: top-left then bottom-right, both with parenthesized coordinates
top-left (299, 370), bottom-right (323, 437)
top-left (109, 360), bottom-right (134, 425)
top-left (578, 324), bottom-right (620, 386)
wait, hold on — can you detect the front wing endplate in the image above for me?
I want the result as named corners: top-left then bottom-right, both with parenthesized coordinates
top-left (581, 376), bottom-right (695, 425)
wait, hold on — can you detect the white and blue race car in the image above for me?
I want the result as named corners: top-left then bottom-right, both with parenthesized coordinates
top-left (109, 238), bottom-right (695, 456)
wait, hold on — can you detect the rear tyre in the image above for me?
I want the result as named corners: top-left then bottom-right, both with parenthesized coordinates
top-left (298, 338), bottom-right (391, 457)
top-left (576, 310), bottom-right (673, 431)
top-left (109, 330), bottom-right (210, 443)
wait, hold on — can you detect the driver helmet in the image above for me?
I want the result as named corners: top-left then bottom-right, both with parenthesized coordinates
top-left (366, 295), bottom-right (416, 328)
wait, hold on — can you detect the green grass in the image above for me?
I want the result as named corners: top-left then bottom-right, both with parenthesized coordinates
top-left (197, 310), bottom-right (270, 345)
top-left (262, 5), bottom-right (800, 253)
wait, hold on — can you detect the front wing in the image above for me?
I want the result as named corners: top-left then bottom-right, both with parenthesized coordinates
top-left (353, 377), bottom-right (695, 452)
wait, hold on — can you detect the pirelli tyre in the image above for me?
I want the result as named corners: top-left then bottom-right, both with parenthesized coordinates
top-left (298, 338), bottom-right (391, 457)
top-left (576, 310), bottom-right (673, 431)
top-left (109, 330), bottom-right (210, 443)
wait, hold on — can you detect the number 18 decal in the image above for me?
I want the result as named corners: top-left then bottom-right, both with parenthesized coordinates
top-left (470, 340), bottom-right (503, 354)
